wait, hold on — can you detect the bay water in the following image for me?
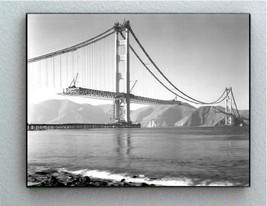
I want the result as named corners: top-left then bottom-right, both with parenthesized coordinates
top-left (28, 127), bottom-right (249, 186)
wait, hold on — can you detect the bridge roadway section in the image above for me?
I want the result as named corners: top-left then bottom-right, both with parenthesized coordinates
top-left (60, 87), bottom-right (182, 105)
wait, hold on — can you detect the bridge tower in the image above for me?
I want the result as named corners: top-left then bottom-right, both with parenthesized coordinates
top-left (225, 87), bottom-right (233, 125)
top-left (113, 21), bottom-right (131, 124)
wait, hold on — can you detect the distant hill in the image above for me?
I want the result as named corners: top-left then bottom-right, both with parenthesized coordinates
top-left (182, 106), bottom-right (225, 126)
top-left (238, 110), bottom-right (250, 125)
top-left (131, 104), bottom-right (195, 127)
top-left (29, 99), bottom-right (112, 124)
top-left (181, 106), bottom-right (250, 126)
top-left (28, 99), bottom-right (249, 127)
top-left (97, 104), bottom-right (113, 116)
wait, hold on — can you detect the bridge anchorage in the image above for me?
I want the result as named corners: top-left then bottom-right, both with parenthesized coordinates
top-left (28, 20), bottom-right (246, 127)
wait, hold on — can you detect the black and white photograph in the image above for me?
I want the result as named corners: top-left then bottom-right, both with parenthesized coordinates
top-left (27, 14), bottom-right (250, 187)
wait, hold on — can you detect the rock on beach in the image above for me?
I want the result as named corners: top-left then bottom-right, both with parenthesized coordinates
top-left (27, 170), bottom-right (155, 187)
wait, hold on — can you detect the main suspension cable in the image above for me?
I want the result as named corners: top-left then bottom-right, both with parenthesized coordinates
top-left (119, 32), bottom-right (202, 104)
top-left (129, 27), bottom-right (226, 105)
top-left (28, 27), bottom-right (115, 63)
top-left (214, 89), bottom-right (230, 104)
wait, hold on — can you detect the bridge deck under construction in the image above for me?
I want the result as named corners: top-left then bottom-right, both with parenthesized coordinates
top-left (60, 87), bottom-right (182, 105)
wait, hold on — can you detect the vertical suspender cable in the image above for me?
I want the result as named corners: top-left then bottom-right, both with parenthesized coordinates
top-left (84, 47), bottom-right (86, 86)
top-left (53, 56), bottom-right (55, 88)
top-left (99, 42), bottom-right (101, 90)
top-left (100, 40), bottom-right (103, 90)
top-left (103, 39), bottom-right (105, 90)
top-left (75, 51), bottom-right (77, 79)
top-left (45, 59), bottom-right (48, 87)
top-left (97, 42), bottom-right (99, 90)
top-left (60, 54), bottom-right (62, 88)
top-left (99, 41), bottom-right (101, 90)
top-left (66, 53), bottom-right (68, 87)
top-left (103, 37), bottom-right (107, 90)
top-left (92, 43), bottom-right (94, 89)
top-left (109, 36), bottom-right (111, 91)
top-left (103, 37), bottom-right (106, 90)
top-left (87, 46), bottom-right (89, 87)
top-left (94, 44), bottom-right (98, 89)
top-left (88, 46), bottom-right (90, 88)
top-left (79, 49), bottom-right (81, 86)
top-left (106, 38), bottom-right (108, 91)
top-left (89, 45), bottom-right (91, 88)
top-left (107, 35), bottom-right (110, 90)
top-left (85, 46), bottom-right (87, 87)
top-left (39, 61), bottom-right (42, 87)
top-left (95, 42), bottom-right (97, 89)
top-left (76, 50), bottom-right (78, 81)
top-left (81, 48), bottom-right (83, 86)
top-left (76, 51), bottom-right (78, 84)
top-left (72, 51), bottom-right (74, 79)
top-left (82, 47), bottom-right (85, 86)
top-left (100, 42), bottom-right (101, 90)
top-left (88, 44), bottom-right (90, 88)
top-left (84, 47), bottom-right (86, 87)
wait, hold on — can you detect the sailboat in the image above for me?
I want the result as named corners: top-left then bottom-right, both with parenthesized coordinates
top-left (147, 120), bottom-right (156, 128)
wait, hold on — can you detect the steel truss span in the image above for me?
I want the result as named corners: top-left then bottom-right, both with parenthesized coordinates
top-left (61, 87), bottom-right (182, 105)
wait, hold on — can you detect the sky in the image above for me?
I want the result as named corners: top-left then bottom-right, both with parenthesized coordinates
top-left (28, 14), bottom-right (249, 110)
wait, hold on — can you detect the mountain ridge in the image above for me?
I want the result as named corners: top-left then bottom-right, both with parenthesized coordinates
top-left (28, 99), bottom-right (249, 127)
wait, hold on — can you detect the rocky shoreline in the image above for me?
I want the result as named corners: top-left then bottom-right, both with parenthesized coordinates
top-left (27, 169), bottom-right (154, 187)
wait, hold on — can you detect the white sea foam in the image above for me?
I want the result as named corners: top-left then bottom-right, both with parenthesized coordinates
top-left (68, 169), bottom-right (192, 186)
top-left (32, 167), bottom-right (235, 186)
top-left (195, 180), bottom-right (234, 186)
top-left (206, 182), bottom-right (234, 186)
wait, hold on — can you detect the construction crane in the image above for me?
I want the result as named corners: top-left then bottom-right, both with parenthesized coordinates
top-left (69, 73), bottom-right (79, 88)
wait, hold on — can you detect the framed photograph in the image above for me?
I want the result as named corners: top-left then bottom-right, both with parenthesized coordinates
top-left (27, 13), bottom-right (250, 187)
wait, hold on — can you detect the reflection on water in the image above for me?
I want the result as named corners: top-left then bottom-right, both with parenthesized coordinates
top-left (28, 127), bottom-right (249, 186)
top-left (113, 131), bottom-right (132, 167)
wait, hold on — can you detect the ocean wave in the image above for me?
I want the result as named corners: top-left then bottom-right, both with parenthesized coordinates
top-left (30, 167), bottom-right (237, 186)
top-left (63, 168), bottom-right (195, 186)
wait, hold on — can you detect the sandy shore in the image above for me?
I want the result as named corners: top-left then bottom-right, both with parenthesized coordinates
top-left (27, 169), bottom-right (154, 187)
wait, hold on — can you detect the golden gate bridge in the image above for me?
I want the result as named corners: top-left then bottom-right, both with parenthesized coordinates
top-left (28, 20), bottom-right (244, 126)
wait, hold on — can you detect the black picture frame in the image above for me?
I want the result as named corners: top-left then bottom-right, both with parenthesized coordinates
top-left (26, 13), bottom-right (251, 188)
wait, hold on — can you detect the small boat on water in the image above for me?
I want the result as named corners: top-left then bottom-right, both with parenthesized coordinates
top-left (147, 120), bottom-right (156, 128)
